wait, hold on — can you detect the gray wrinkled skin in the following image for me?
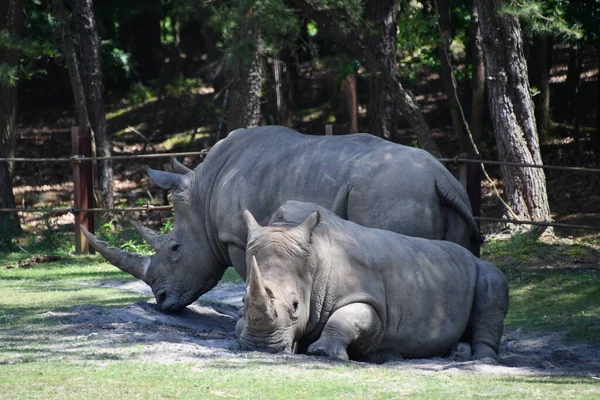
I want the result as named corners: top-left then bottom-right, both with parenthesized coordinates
top-left (237, 201), bottom-right (508, 362)
top-left (87, 126), bottom-right (479, 312)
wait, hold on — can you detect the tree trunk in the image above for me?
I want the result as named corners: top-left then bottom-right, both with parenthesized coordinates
top-left (288, 0), bottom-right (441, 156)
top-left (366, 0), bottom-right (398, 140)
top-left (528, 34), bottom-right (552, 143)
top-left (273, 50), bottom-right (297, 127)
top-left (338, 72), bottom-right (359, 133)
top-left (74, 0), bottom-right (114, 208)
top-left (0, 0), bottom-right (23, 236)
top-left (435, 0), bottom-right (471, 151)
top-left (0, 0), bottom-right (23, 176)
top-left (226, 26), bottom-right (263, 132)
top-left (475, 0), bottom-right (551, 225)
top-left (470, 3), bottom-right (485, 146)
top-left (52, 0), bottom-right (90, 128)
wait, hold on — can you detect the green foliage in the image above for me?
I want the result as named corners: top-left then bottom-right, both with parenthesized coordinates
top-left (101, 40), bottom-right (133, 87)
top-left (396, 1), bottom-right (439, 81)
top-left (24, 217), bottom-right (71, 254)
top-left (165, 77), bottom-right (204, 96)
top-left (97, 219), bottom-right (152, 255)
top-left (123, 82), bottom-right (155, 105)
top-left (499, 0), bottom-right (584, 41)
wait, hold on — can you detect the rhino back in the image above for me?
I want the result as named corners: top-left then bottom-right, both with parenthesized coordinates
top-left (202, 127), bottom-right (464, 245)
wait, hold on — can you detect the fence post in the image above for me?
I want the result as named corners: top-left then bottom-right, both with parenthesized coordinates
top-left (325, 124), bottom-right (347, 135)
top-left (459, 152), bottom-right (482, 257)
top-left (71, 126), bottom-right (95, 254)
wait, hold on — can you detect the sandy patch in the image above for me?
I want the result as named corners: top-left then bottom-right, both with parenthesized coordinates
top-left (4, 279), bottom-right (599, 377)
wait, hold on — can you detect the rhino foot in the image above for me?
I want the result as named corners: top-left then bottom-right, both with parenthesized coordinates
top-left (472, 344), bottom-right (503, 365)
top-left (307, 340), bottom-right (349, 361)
top-left (450, 342), bottom-right (472, 361)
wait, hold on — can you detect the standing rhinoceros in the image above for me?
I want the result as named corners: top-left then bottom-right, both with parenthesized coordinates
top-left (236, 201), bottom-right (508, 362)
top-left (84, 126), bottom-right (479, 312)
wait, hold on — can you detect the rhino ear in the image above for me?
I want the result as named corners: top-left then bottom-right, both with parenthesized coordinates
top-left (295, 211), bottom-right (319, 240)
top-left (243, 210), bottom-right (262, 233)
top-left (146, 168), bottom-right (184, 190)
top-left (171, 158), bottom-right (192, 175)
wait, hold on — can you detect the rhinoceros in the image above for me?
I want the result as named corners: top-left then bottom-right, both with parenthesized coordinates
top-left (236, 201), bottom-right (508, 362)
top-left (84, 126), bottom-right (479, 312)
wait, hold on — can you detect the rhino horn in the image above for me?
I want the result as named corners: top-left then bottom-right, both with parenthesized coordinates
top-left (246, 255), bottom-right (277, 329)
top-left (171, 158), bottom-right (192, 174)
top-left (82, 227), bottom-right (151, 283)
top-left (131, 220), bottom-right (167, 251)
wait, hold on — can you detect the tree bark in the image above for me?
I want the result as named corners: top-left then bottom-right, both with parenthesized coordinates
top-left (365, 0), bottom-right (398, 139)
top-left (273, 50), bottom-right (297, 127)
top-left (435, 0), bottom-right (470, 151)
top-left (0, 0), bottom-right (23, 235)
top-left (226, 26), bottom-right (263, 132)
top-left (475, 0), bottom-right (551, 225)
top-left (339, 72), bottom-right (359, 133)
top-left (288, 0), bottom-right (441, 156)
top-left (470, 3), bottom-right (485, 146)
top-left (528, 34), bottom-right (552, 143)
top-left (0, 0), bottom-right (23, 176)
top-left (52, 0), bottom-right (90, 129)
top-left (74, 0), bottom-right (114, 208)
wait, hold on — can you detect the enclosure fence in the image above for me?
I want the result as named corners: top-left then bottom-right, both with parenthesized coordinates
top-left (1, 127), bottom-right (599, 256)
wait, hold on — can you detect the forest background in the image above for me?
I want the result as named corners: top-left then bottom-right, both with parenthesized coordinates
top-left (0, 0), bottom-right (599, 245)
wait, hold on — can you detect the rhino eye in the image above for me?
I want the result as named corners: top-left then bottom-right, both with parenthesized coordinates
top-left (292, 300), bottom-right (299, 312)
top-left (170, 243), bottom-right (181, 252)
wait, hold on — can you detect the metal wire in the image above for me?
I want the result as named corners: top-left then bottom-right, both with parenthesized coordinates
top-left (0, 150), bottom-right (208, 163)
top-left (1, 152), bottom-right (599, 232)
top-left (438, 157), bottom-right (600, 174)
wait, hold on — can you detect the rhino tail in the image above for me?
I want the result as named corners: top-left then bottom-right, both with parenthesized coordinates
top-left (434, 176), bottom-right (481, 247)
top-left (330, 184), bottom-right (350, 220)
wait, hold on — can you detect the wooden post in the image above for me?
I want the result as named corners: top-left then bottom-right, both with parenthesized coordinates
top-left (325, 124), bottom-right (348, 135)
top-left (459, 152), bottom-right (482, 257)
top-left (72, 126), bottom-right (95, 254)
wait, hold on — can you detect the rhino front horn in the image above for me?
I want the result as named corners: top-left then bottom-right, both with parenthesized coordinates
top-left (131, 221), bottom-right (167, 250)
top-left (246, 256), bottom-right (277, 330)
top-left (82, 227), bottom-right (151, 283)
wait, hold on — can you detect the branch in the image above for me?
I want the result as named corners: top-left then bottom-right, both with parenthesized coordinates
top-left (286, 0), bottom-right (440, 156)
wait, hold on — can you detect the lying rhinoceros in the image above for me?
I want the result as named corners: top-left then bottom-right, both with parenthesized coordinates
top-left (84, 126), bottom-right (479, 312)
top-left (236, 201), bottom-right (508, 361)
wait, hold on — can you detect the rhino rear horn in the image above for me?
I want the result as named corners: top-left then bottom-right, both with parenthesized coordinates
top-left (171, 158), bottom-right (192, 174)
top-left (246, 256), bottom-right (277, 330)
top-left (131, 221), bottom-right (167, 250)
top-left (82, 227), bottom-right (151, 284)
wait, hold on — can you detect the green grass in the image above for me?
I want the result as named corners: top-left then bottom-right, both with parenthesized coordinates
top-left (0, 234), bottom-right (599, 398)
top-left (0, 361), bottom-right (598, 400)
top-left (482, 233), bottom-right (600, 343)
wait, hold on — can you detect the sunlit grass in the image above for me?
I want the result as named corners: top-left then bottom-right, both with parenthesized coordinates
top-left (0, 361), bottom-right (598, 400)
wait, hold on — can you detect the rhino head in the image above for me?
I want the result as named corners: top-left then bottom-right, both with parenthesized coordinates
top-left (236, 210), bottom-right (318, 354)
top-left (83, 167), bottom-right (224, 313)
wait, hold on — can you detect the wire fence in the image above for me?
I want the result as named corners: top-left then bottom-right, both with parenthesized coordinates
top-left (1, 151), bottom-right (600, 233)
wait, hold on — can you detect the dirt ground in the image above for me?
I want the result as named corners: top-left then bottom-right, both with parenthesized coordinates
top-left (12, 279), bottom-right (598, 378)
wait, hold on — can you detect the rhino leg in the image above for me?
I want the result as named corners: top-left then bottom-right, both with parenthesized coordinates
top-left (468, 260), bottom-right (509, 363)
top-left (307, 303), bottom-right (383, 361)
